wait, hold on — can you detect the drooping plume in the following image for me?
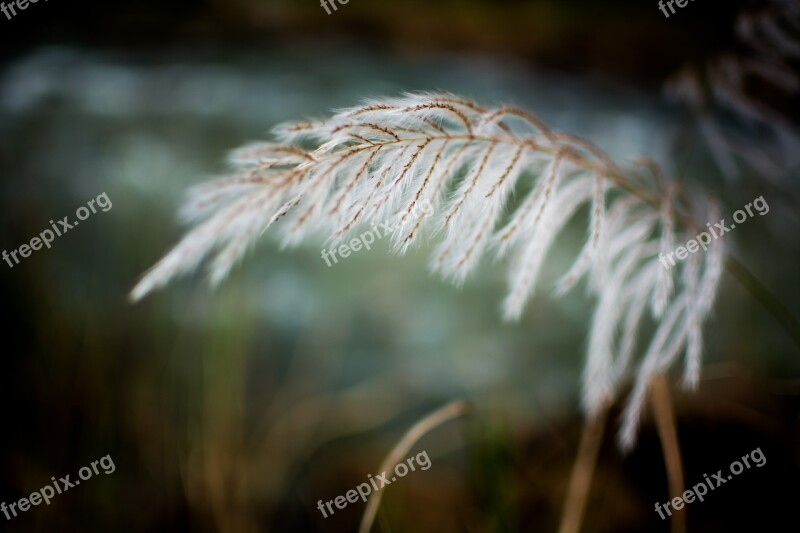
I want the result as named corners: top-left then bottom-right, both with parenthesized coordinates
top-left (131, 93), bottom-right (725, 448)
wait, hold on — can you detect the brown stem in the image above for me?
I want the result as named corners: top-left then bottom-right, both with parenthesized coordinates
top-left (651, 375), bottom-right (685, 533)
top-left (358, 400), bottom-right (470, 533)
top-left (558, 405), bottom-right (609, 533)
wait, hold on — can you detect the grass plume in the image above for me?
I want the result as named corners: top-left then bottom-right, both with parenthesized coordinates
top-left (131, 92), bottom-right (727, 448)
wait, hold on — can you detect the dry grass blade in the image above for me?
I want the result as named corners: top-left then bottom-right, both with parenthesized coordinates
top-left (651, 375), bottom-right (685, 533)
top-left (358, 400), bottom-right (470, 533)
top-left (558, 404), bottom-right (609, 533)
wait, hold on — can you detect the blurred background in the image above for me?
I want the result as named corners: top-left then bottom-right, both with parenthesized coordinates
top-left (1, 0), bottom-right (799, 531)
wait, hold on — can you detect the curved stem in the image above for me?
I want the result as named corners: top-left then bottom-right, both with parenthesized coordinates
top-left (651, 375), bottom-right (685, 533)
top-left (358, 400), bottom-right (470, 533)
top-left (558, 405), bottom-right (609, 533)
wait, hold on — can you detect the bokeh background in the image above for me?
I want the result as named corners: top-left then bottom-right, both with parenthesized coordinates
top-left (2, 0), bottom-right (799, 531)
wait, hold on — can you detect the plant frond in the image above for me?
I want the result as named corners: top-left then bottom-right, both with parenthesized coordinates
top-left (131, 93), bottom-right (727, 447)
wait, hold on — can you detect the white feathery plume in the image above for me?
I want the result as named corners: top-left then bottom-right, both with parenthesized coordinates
top-left (620, 294), bottom-right (691, 450)
top-left (502, 172), bottom-right (593, 320)
top-left (652, 183), bottom-right (676, 317)
top-left (613, 263), bottom-right (660, 385)
top-left (682, 245), bottom-right (703, 390)
top-left (131, 93), bottom-right (729, 448)
top-left (555, 171), bottom-right (605, 295)
top-left (697, 200), bottom-right (726, 316)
